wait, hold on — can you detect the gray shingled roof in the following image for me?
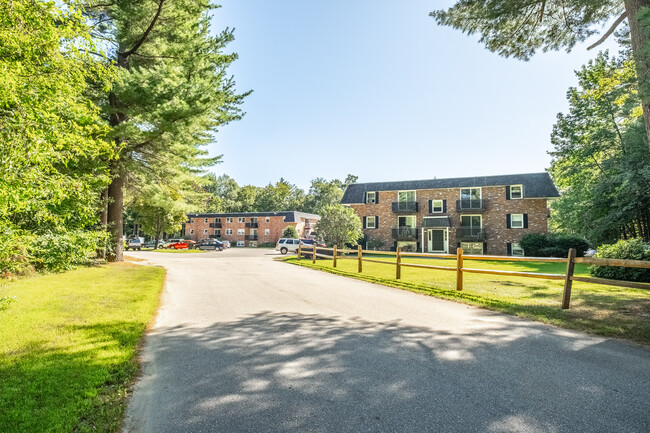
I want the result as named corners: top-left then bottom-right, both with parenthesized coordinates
top-left (341, 172), bottom-right (559, 204)
top-left (186, 211), bottom-right (320, 222)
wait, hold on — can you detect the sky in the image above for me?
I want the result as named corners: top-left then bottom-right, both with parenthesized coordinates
top-left (208, 1), bottom-right (619, 191)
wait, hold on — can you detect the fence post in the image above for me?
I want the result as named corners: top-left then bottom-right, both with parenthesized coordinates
top-left (562, 248), bottom-right (577, 309)
top-left (456, 247), bottom-right (464, 291)
top-left (358, 245), bottom-right (363, 273)
top-left (333, 245), bottom-right (337, 268)
top-left (312, 243), bottom-right (317, 264)
top-left (298, 243), bottom-right (301, 261)
top-left (396, 247), bottom-right (402, 279)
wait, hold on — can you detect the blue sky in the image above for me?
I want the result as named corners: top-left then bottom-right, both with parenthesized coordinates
top-left (209, 1), bottom-right (618, 190)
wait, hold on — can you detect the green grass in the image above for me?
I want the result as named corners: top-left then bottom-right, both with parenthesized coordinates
top-left (285, 255), bottom-right (650, 345)
top-left (0, 262), bottom-right (165, 433)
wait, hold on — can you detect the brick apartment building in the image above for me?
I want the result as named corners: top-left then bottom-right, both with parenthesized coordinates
top-left (183, 211), bottom-right (320, 247)
top-left (341, 172), bottom-right (560, 256)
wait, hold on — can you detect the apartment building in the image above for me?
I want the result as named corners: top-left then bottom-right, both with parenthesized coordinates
top-left (341, 173), bottom-right (560, 256)
top-left (183, 211), bottom-right (319, 247)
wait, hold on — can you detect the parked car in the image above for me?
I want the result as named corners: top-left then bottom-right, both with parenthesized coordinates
top-left (143, 240), bottom-right (164, 249)
top-left (299, 239), bottom-right (326, 248)
top-left (195, 239), bottom-right (224, 251)
top-left (167, 239), bottom-right (189, 250)
top-left (125, 237), bottom-right (143, 251)
top-left (219, 240), bottom-right (230, 248)
top-left (276, 238), bottom-right (300, 254)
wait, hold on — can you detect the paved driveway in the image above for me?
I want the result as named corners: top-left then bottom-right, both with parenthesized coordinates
top-left (123, 248), bottom-right (650, 433)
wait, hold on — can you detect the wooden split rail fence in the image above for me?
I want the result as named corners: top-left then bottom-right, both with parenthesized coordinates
top-left (297, 244), bottom-right (650, 309)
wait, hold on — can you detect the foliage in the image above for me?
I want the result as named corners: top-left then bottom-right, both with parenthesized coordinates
top-left (0, 262), bottom-right (164, 432)
top-left (589, 238), bottom-right (650, 282)
top-left (258, 241), bottom-right (276, 248)
top-left (316, 204), bottom-right (363, 247)
top-left (549, 51), bottom-right (650, 244)
top-left (283, 226), bottom-right (299, 238)
top-left (520, 233), bottom-right (590, 257)
top-left (0, 0), bottom-right (114, 273)
top-left (0, 295), bottom-right (17, 312)
top-left (29, 230), bottom-right (109, 273)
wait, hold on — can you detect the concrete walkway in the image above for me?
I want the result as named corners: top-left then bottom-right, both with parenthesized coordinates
top-left (123, 248), bottom-right (650, 433)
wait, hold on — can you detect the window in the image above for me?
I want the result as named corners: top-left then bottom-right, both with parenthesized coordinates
top-left (432, 200), bottom-right (443, 213)
top-left (398, 215), bottom-right (417, 228)
top-left (265, 229), bottom-right (270, 235)
top-left (398, 190), bottom-right (416, 202)
top-left (203, 229), bottom-right (208, 234)
top-left (250, 241), bottom-right (257, 248)
top-left (190, 218), bottom-right (194, 223)
top-left (396, 241), bottom-right (417, 252)
top-left (366, 192), bottom-right (376, 204)
top-left (511, 214), bottom-right (524, 229)
top-left (237, 229), bottom-right (245, 235)
top-left (237, 240), bottom-right (245, 247)
top-left (225, 229), bottom-right (233, 235)
top-left (265, 217), bottom-right (270, 223)
top-left (238, 217), bottom-right (245, 223)
top-left (461, 242), bottom-right (484, 255)
top-left (215, 217), bottom-right (221, 223)
top-left (250, 217), bottom-right (258, 223)
top-left (226, 217), bottom-right (233, 223)
top-left (189, 229), bottom-right (194, 235)
top-left (512, 243), bottom-right (524, 256)
top-left (204, 218), bottom-right (208, 223)
top-left (215, 229), bottom-right (221, 236)
top-left (365, 216), bottom-right (376, 229)
top-left (250, 229), bottom-right (258, 236)
top-left (510, 185), bottom-right (523, 199)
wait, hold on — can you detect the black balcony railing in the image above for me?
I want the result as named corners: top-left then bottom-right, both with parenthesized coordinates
top-left (391, 227), bottom-right (419, 240)
top-left (245, 235), bottom-right (258, 240)
top-left (456, 227), bottom-right (486, 240)
top-left (456, 199), bottom-right (487, 212)
top-left (392, 201), bottom-right (419, 213)
top-left (209, 235), bottom-right (220, 239)
top-left (245, 222), bottom-right (259, 228)
top-left (209, 223), bottom-right (222, 228)
top-left (304, 222), bottom-right (311, 228)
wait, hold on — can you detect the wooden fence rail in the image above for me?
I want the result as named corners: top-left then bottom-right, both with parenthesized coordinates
top-left (296, 244), bottom-right (650, 309)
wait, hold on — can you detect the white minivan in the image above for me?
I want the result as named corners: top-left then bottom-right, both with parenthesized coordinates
top-left (276, 238), bottom-right (300, 254)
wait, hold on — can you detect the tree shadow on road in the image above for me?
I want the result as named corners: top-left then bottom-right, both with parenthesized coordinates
top-left (131, 311), bottom-right (650, 433)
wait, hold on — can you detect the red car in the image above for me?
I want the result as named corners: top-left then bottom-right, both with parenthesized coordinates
top-left (167, 239), bottom-right (195, 250)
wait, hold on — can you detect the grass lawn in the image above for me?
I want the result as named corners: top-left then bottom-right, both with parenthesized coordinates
top-left (0, 262), bottom-right (165, 433)
top-left (285, 254), bottom-right (650, 345)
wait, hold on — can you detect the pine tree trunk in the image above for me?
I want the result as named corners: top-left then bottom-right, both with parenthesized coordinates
top-left (625, 0), bottom-right (650, 154)
top-left (107, 173), bottom-right (124, 262)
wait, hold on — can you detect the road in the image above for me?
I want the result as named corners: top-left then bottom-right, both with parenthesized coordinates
top-left (123, 248), bottom-right (650, 433)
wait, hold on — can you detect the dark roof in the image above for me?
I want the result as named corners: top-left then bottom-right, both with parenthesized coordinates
top-left (422, 217), bottom-right (451, 228)
top-left (186, 211), bottom-right (320, 222)
top-left (341, 172), bottom-right (559, 204)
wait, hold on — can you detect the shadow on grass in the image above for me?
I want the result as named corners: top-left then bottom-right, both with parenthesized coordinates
top-left (129, 311), bottom-right (650, 433)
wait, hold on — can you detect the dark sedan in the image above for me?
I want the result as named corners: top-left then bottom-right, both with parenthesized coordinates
top-left (195, 239), bottom-right (224, 251)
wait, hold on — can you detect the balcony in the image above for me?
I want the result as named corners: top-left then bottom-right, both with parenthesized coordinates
top-left (456, 227), bottom-right (486, 241)
top-left (304, 222), bottom-right (312, 228)
top-left (392, 201), bottom-right (419, 213)
top-left (209, 223), bottom-right (222, 228)
top-left (456, 199), bottom-right (487, 212)
top-left (245, 222), bottom-right (259, 228)
top-left (245, 235), bottom-right (258, 241)
top-left (391, 227), bottom-right (419, 240)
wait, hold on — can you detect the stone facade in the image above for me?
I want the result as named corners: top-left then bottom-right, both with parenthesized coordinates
top-left (349, 185), bottom-right (551, 256)
top-left (183, 212), bottom-right (319, 247)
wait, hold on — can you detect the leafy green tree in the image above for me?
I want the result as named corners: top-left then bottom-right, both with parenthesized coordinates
top-left (0, 0), bottom-right (114, 273)
top-left (282, 226), bottom-right (299, 238)
top-left (84, 0), bottom-right (249, 261)
top-left (316, 204), bottom-right (363, 247)
top-left (431, 1), bottom-right (650, 153)
top-left (128, 185), bottom-right (188, 248)
top-left (549, 51), bottom-right (650, 243)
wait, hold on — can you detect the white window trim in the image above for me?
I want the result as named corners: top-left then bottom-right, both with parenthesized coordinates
top-left (511, 214), bottom-right (524, 229)
top-left (365, 216), bottom-right (376, 229)
top-left (215, 229), bottom-right (220, 235)
top-left (512, 242), bottom-right (525, 256)
top-left (238, 217), bottom-right (246, 223)
top-left (226, 217), bottom-right (233, 223)
top-left (204, 218), bottom-right (208, 223)
top-left (397, 190), bottom-right (416, 202)
top-left (432, 199), bottom-right (443, 213)
top-left (237, 229), bottom-right (245, 235)
top-left (398, 215), bottom-right (417, 228)
top-left (459, 187), bottom-right (482, 200)
top-left (225, 229), bottom-right (233, 235)
top-left (460, 214), bottom-right (483, 228)
top-left (265, 217), bottom-right (270, 222)
top-left (203, 229), bottom-right (208, 234)
top-left (511, 185), bottom-right (524, 199)
top-left (366, 192), bottom-right (376, 204)
top-left (189, 229), bottom-right (194, 235)
top-left (236, 240), bottom-right (245, 247)
top-left (265, 229), bottom-right (270, 235)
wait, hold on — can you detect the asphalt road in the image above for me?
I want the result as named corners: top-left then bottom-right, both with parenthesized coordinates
top-left (123, 248), bottom-right (650, 433)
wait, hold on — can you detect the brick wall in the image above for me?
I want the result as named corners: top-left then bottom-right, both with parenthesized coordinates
top-left (350, 186), bottom-right (549, 255)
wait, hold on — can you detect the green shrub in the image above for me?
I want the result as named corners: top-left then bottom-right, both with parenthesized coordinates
top-left (0, 227), bottom-right (33, 277)
top-left (520, 233), bottom-right (590, 257)
top-left (367, 239), bottom-right (385, 250)
top-left (282, 226), bottom-right (298, 238)
top-left (258, 241), bottom-right (276, 248)
top-left (29, 230), bottom-right (108, 273)
top-left (589, 238), bottom-right (650, 282)
top-left (0, 295), bottom-right (17, 311)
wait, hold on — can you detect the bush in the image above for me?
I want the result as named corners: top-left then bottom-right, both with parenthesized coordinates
top-left (29, 230), bottom-right (108, 273)
top-left (258, 241), bottom-right (276, 248)
top-left (589, 238), bottom-right (650, 283)
top-left (519, 233), bottom-right (590, 257)
top-left (282, 226), bottom-right (298, 238)
top-left (0, 228), bottom-right (33, 277)
top-left (367, 239), bottom-right (385, 250)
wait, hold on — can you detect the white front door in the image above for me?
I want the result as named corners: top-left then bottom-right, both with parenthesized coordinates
top-left (427, 229), bottom-right (448, 253)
